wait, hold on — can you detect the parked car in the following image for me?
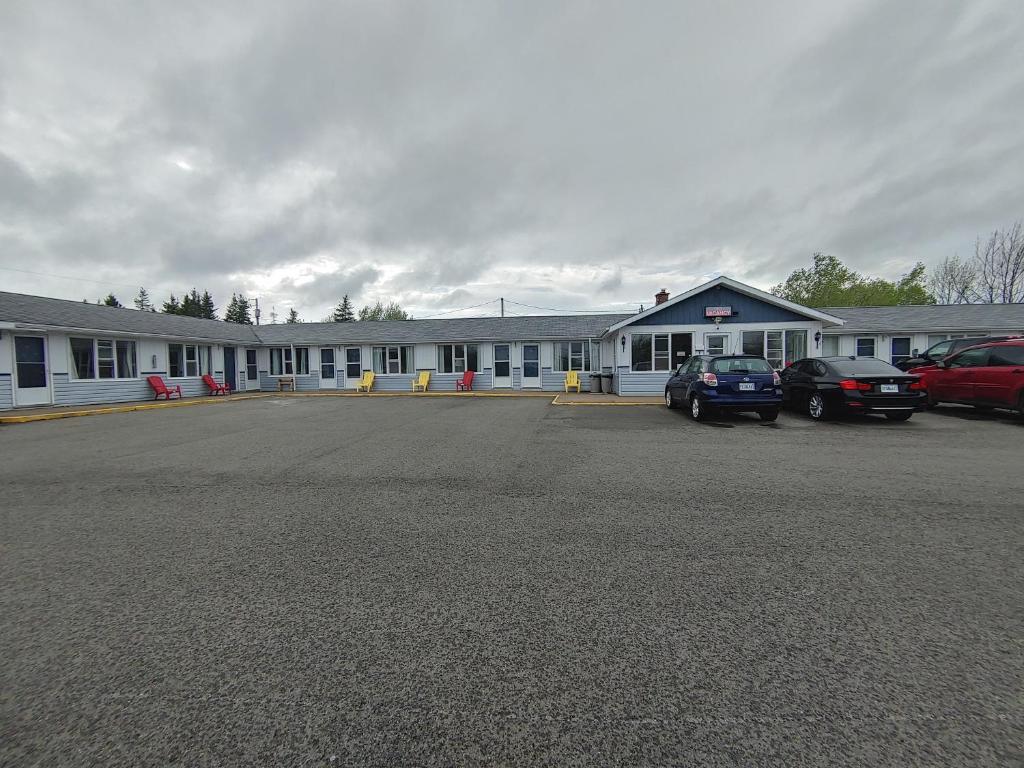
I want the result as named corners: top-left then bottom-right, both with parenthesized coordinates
top-left (895, 335), bottom-right (1016, 371)
top-left (665, 355), bottom-right (782, 421)
top-left (909, 340), bottom-right (1024, 415)
top-left (780, 357), bottom-right (927, 421)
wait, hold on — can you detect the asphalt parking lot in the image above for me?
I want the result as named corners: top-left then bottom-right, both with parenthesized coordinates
top-left (1, 397), bottom-right (1021, 766)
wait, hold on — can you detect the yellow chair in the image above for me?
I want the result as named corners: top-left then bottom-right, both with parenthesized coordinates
top-left (355, 371), bottom-right (374, 392)
top-left (411, 371), bottom-right (430, 392)
top-left (564, 370), bottom-right (582, 393)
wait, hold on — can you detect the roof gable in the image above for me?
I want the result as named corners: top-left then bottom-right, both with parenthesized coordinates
top-left (607, 276), bottom-right (844, 332)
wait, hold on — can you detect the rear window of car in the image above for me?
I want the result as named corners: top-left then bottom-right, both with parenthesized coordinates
top-left (830, 359), bottom-right (902, 376)
top-left (711, 357), bottom-right (773, 374)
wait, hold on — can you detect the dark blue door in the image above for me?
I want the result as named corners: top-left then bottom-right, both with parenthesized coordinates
top-left (224, 347), bottom-right (237, 391)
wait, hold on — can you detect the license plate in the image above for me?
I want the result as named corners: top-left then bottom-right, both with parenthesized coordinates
top-left (738, 382), bottom-right (755, 391)
top-left (880, 384), bottom-right (899, 393)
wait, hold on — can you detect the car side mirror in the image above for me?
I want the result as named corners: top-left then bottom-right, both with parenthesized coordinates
top-left (935, 360), bottom-right (947, 368)
top-left (911, 349), bottom-right (919, 356)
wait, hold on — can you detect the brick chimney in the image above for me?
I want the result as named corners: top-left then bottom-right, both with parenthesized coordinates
top-left (655, 289), bottom-right (670, 305)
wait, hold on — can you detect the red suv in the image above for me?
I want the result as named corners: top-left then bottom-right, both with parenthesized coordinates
top-left (910, 340), bottom-right (1024, 415)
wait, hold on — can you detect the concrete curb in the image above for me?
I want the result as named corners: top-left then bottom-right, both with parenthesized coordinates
top-left (0, 389), bottom-right (660, 424)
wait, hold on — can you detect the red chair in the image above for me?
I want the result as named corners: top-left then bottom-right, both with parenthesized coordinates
top-left (456, 371), bottom-right (475, 391)
top-left (147, 376), bottom-right (182, 400)
top-left (202, 374), bottom-right (231, 395)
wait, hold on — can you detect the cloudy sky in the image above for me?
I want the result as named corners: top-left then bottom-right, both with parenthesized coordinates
top-left (1, 1), bottom-right (1022, 321)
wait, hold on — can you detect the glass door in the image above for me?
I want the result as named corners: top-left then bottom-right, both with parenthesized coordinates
top-left (14, 335), bottom-right (50, 406)
top-left (493, 344), bottom-right (511, 388)
top-left (344, 347), bottom-right (361, 388)
top-left (319, 348), bottom-right (336, 389)
top-left (522, 344), bottom-right (540, 388)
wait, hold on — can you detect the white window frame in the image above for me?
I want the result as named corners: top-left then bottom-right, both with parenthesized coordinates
top-left (890, 337), bottom-right (912, 366)
top-left (855, 337), bottom-right (876, 358)
top-left (269, 347), bottom-right (293, 376)
top-left (705, 333), bottom-right (729, 356)
top-left (69, 337), bottom-right (138, 380)
top-left (821, 335), bottom-right (840, 357)
top-left (372, 345), bottom-right (413, 375)
top-left (437, 343), bottom-right (479, 374)
top-left (168, 343), bottom-right (212, 378)
top-left (555, 340), bottom-right (594, 372)
top-left (740, 329), bottom-right (807, 369)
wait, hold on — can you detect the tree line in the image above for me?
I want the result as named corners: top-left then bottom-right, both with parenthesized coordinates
top-left (772, 220), bottom-right (1024, 307)
top-left (93, 288), bottom-right (411, 324)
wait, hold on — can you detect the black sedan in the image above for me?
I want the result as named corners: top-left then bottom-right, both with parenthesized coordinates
top-left (780, 357), bottom-right (928, 421)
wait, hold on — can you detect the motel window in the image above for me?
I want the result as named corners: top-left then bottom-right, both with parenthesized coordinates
top-left (70, 337), bottom-right (137, 379)
top-left (631, 334), bottom-right (685, 372)
top-left (169, 344), bottom-right (212, 377)
top-left (372, 346), bottom-right (413, 374)
top-left (855, 338), bottom-right (876, 358)
top-left (706, 334), bottom-right (728, 356)
top-left (437, 344), bottom-right (479, 374)
top-left (269, 347), bottom-right (308, 375)
top-left (821, 335), bottom-right (840, 356)
top-left (345, 348), bottom-right (361, 378)
top-left (555, 341), bottom-right (593, 372)
top-left (784, 330), bottom-right (807, 367)
top-left (741, 330), bottom-right (807, 369)
top-left (891, 337), bottom-right (912, 366)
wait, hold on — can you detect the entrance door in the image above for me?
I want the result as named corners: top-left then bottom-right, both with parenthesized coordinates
top-left (493, 344), bottom-right (511, 388)
top-left (223, 347), bottom-right (237, 392)
top-left (244, 349), bottom-right (259, 391)
top-left (671, 333), bottom-right (693, 366)
top-left (319, 347), bottom-right (337, 389)
top-left (344, 347), bottom-right (361, 389)
top-left (14, 335), bottom-right (50, 407)
top-left (522, 344), bottom-right (540, 388)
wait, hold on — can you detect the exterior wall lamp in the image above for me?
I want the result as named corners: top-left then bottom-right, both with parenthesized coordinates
top-left (620, 334), bottom-right (626, 352)
top-left (814, 331), bottom-right (822, 348)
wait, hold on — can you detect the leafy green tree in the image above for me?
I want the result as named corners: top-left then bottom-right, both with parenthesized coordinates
top-left (285, 308), bottom-right (300, 323)
top-left (358, 300), bottom-right (411, 320)
top-left (101, 293), bottom-right (122, 307)
top-left (133, 287), bottom-right (154, 311)
top-left (332, 294), bottom-right (355, 322)
top-left (224, 294), bottom-right (254, 324)
top-left (771, 253), bottom-right (933, 307)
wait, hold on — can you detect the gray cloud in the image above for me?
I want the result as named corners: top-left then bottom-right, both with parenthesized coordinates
top-left (1, 0), bottom-right (1022, 320)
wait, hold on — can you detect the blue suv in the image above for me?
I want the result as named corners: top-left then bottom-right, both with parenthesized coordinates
top-left (665, 355), bottom-right (783, 421)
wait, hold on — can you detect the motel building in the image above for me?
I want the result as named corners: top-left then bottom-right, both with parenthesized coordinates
top-left (2, 276), bottom-right (1023, 411)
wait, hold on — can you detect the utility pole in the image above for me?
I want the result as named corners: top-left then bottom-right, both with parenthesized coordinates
top-left (500, 297), bottom-right (504, 317)
top-left (254, 297), bottom-right (261, 325)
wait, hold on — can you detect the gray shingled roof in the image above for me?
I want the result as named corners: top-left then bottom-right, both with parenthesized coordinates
top-left (822, 304), bottom-right (1024, 333)
top-left (253, 313), bottom-right (630, 344)
top-left (0, 291), bottom-right (627, 344)
top-left (0, 291), bottom-right (261, 343)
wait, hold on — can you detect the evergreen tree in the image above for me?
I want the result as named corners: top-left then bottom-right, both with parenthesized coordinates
top-left (163, 294), bottom-right (182, 314)
top-left (200, 290), bottom-right (217, 320)
top-left (180, 289), bottom-right (203, 318)
top-left (134, 287), bottom-right (154, 312)
top-left (286, 308), bottom-right (300, 323)
top-left (332, 294), bottom-right (355, 322)
top-left (101, 293), bottom-right (122, 307)
top-left (224, 293), bottom-right (254, 324)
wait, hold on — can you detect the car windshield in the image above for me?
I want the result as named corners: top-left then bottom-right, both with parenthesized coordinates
top-left (831, 359), bottom-right (902, 376)
top-left (711, 357), bottom-right (773, 374)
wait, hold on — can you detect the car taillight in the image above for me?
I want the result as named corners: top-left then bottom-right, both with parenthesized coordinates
top-left (908, 379), bottom-right (927, 390)
top-left (772, 371), bottom-right (781, 385)
top-left (839, 379), bottom-right (872, 391)
top-left (701, 372), bottom-right (718, 386)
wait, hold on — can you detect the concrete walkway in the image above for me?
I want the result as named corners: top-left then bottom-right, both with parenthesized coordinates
top-left (0, 389), bottom-right (662, 424)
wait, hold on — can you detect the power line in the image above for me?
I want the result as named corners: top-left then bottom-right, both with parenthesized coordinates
top-left (0, 265), bottom-right (144, 292)
top-left (503, 299), bottom-right (637, 314)
top-left (416, 297), bottom-right (501, 319)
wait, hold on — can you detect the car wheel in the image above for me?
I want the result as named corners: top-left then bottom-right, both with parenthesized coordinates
top-left (665, 389), bottom-right (677, 409)
top-left (807, 393), bottom-right (828, 420)
top-left (758, 408), bottom-right (779, 422)
top-left (690, 395), bottom-right (708, 421)
top-left (885, 411), bottom-right (913, 422)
